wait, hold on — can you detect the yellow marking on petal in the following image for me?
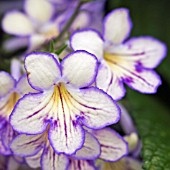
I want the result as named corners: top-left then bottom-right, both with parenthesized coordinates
top-left (104, 52), bottom-right (129, 76)
top-left (0, 92), bottom-right (20, 119)
top-left (104, 52), bottom-right (141, 81)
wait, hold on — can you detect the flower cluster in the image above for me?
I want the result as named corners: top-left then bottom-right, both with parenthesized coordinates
top-left (0, 0), bottom-right (166, 170)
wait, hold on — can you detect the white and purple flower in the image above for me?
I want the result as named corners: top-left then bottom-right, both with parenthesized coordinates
top-left (10, 125), bottom-right (127, 170)
top-left (0, 72), bottom-right (35, 155)
top-left (70, 8), bottom-right (167, 100)
top-left (10, 50), bottom-right (120, 155)
top-left (2, 0), bottom-right (58, 52)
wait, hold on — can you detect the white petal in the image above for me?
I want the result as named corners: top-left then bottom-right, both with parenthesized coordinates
top-left (73, 132), bottom-right (100, 160)
top-left (16, 75), bottom-right (37, 97)
top-left (96, 61), bottom-right (126, 100)
top-left (125, 36), bottom-right (167, 68)
top-left (68, 87), bottom-right (120, 129)
top-left (2, 11), bottom-right (34, 36)
top-left (68, 160), bottom-right (95, 170)
top-left (49, 120), bottom-right (85, 155)
top-left (25, 0), bottom-right (54, 23)
top-left (10, 91), bottom-right (53, 134)
top-left (25, 52), bottom-right (61, 91)
top-left (0, 71), bottom-right (15, 98)
top-left (27, 34), bottom-right (46, 52)
top-left (25, 149), bottom-right (42, 168)
top-left (41, 144), bottom-right (69, 170)
top-left (62, 50), bottom-right (98, 88)
top-left (70, 29), bottom-right (104, 60)
top-left (71, 11), bottom-right (91, 30)
top-left (123, 70), bottom-right (161, 93)
top-left (93, 128), bottom-right (128, 161)
top-left (10, 134), bottom-right (44, 157)
top-left (103, 8), bottom-right (132, 44)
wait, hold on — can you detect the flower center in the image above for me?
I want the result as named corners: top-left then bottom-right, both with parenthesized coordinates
top-left (104, 52), bottom-right (130, 77)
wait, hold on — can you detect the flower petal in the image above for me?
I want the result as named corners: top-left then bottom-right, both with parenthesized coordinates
top-left (3, 37), bottom-right (28, 52)
top-left (10, 91), bottom-right (53, 134)
top-left (11, 59), bottom-right (21, 81)
top-left (104, 51), bottom-right (162, 93)
top-left (71, 11), bottom-right (91, 30)
top-left (25, 52), bottom-right (61, 91)
top-left (61, 50), bottom-right (98, 88)
top-left (24, 0), bottom-right (54, 23)
top-left (103, 8), bottom-right (132, 44)
top-left (1, 124), bottom-right (14, 152)
top-left (125, 36), bottom-right (167, 68)
top-left (119, 104), bottom-right (136, 134)
top-left (123, 69), bottom-right (161, 93)
top-left (73, 132), bottom-right (100, 160)
top-left (49, 120), bottom-right (85, 155)
top-left (96, 61), bottom-right (126, 100)
top-left (41, 144), bottom-right (69, 170)
top-left (25, 149), bottom-right (42, 168)
top-left (16, 75), bottom-right (37, 97)
top-left (2, 11), bottom-right (34, 36)
top-left (27, 34), bottom-right (46, 52)
top-left (0, 139), bottom-right (11, 155)
top-left (10, 134), bottom-right (44, 157)
top-left (93, 128), bottom-right (128, 161)
top-left (68, 160), bottom-right (95, 170)
top-left (70, 29), bottom-right (104, 60)
top-left (68, 87), bottom-right (120, 129)
top-left (0, 71), bottom-right (15, 98)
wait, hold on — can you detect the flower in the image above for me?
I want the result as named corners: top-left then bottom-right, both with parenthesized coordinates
top-left (70, 8), bottom-right (167, 100)
top-left (10, 51), bottom-right (120, 155)
top-left (2, 0), bottom-right (58, 52)
top-left (10, 125), bottom-right (127, 170)
top-left (0, 72), bottom-right (35, 155)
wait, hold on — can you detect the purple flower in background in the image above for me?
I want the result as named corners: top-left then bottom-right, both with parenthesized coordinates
top-left (70, 8), bottom-right (167, 100)
top-left (57, 0), bottom-right (105, 32)
top-left (2, 0), bottom-right (58, 52)
top-left (10, 51), bottom-right (120, 155)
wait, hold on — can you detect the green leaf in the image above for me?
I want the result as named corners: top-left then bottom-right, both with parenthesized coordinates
top-left (124, 89), bottom-right (170, 170)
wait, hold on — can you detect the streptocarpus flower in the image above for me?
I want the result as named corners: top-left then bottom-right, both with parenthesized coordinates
top-left (70, 8), bottom-right (167, 100)
top-left (10, 51), bottom-right (120, 155)
top-left (10, 126), bottom-right (127, 170)
top-left (2, 0), bottom-right (58, 52)
top-left (10, 126), bottom-right (101, 170)
top-left (0, 72), bottom-right (35, 155)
